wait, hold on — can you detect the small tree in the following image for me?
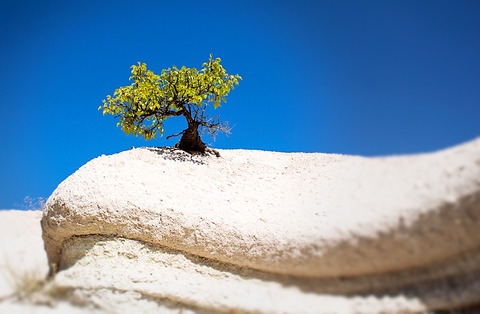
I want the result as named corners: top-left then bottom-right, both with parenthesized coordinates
top-left (100, 55), bottom-right (241, 155)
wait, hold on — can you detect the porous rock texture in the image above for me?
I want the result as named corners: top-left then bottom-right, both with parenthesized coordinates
top-left (41, 139), bottom-right (480, 313)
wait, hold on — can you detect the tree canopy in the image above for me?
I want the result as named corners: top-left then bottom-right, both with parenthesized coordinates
top-left (100, 55), bottom-right (241, 155)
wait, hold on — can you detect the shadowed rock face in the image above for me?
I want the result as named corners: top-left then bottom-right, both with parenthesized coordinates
top-left (41, 139), bottom-right (480, 313)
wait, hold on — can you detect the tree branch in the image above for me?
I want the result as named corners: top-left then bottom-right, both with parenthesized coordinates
top-left (166, 130), bottom-right (185, 140)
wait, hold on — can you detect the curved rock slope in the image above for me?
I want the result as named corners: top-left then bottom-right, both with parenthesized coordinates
top-left (42, 139), bottom-right (480, 313)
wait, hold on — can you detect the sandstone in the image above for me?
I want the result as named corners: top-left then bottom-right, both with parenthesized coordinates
top-left (40, 139), bottom-right (480, 313)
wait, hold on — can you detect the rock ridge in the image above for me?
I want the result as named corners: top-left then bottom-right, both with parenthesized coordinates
top-left (41, 138), bottom-right (480, 312)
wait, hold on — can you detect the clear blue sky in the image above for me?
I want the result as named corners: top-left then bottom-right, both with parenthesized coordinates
top-left (1, 0), bottom-right (479, 209)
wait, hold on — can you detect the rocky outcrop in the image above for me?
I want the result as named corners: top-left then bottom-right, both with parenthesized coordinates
top-left (41, 139), bottom-right (480, 313)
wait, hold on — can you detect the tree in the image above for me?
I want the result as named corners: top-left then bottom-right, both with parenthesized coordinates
top-left (100, 55), bottom-right (241, 155)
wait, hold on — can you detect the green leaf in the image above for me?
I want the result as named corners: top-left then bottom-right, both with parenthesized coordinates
top-left (101, 55), bottom-right (241, 142)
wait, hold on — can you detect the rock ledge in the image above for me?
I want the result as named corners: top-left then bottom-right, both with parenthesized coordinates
top-left (42, 139), bottom-right (480, 313)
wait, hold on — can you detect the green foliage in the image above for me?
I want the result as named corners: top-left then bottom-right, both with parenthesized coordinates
top-left (100, 55), bottom-right (241, 141)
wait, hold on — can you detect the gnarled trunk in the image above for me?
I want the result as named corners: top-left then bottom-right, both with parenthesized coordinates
top-left (177, 123), bottom-right (206, 154)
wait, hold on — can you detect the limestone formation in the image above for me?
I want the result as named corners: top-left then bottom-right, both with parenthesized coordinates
top-left (41, 139), bottom-right (480, 313)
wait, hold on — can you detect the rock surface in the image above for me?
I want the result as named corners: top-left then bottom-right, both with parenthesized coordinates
top-left (40, 139), bottom-right (480, 313)
top-left (0, 210), bottom-right (48, 297)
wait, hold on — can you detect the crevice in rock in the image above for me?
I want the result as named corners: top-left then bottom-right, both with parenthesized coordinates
top-left (57, 234), bottom-right (480, 310)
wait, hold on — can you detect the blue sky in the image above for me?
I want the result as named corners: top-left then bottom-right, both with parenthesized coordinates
top-left (1, 0), bottom-right (479, 209)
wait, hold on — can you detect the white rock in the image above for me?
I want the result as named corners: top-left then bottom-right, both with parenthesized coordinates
top-left (40, 139), bottom-right (480, 313)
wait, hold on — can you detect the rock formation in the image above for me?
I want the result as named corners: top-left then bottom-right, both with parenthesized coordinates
top-left (41, 139), bottom-right (480, 313)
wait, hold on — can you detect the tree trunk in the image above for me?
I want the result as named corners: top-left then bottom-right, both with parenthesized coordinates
top-left (177, 124), bottom-right (207, 154)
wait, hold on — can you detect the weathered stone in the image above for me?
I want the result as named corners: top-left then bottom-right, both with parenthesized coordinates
top-left (41, 139), bottom-right (480, 313)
